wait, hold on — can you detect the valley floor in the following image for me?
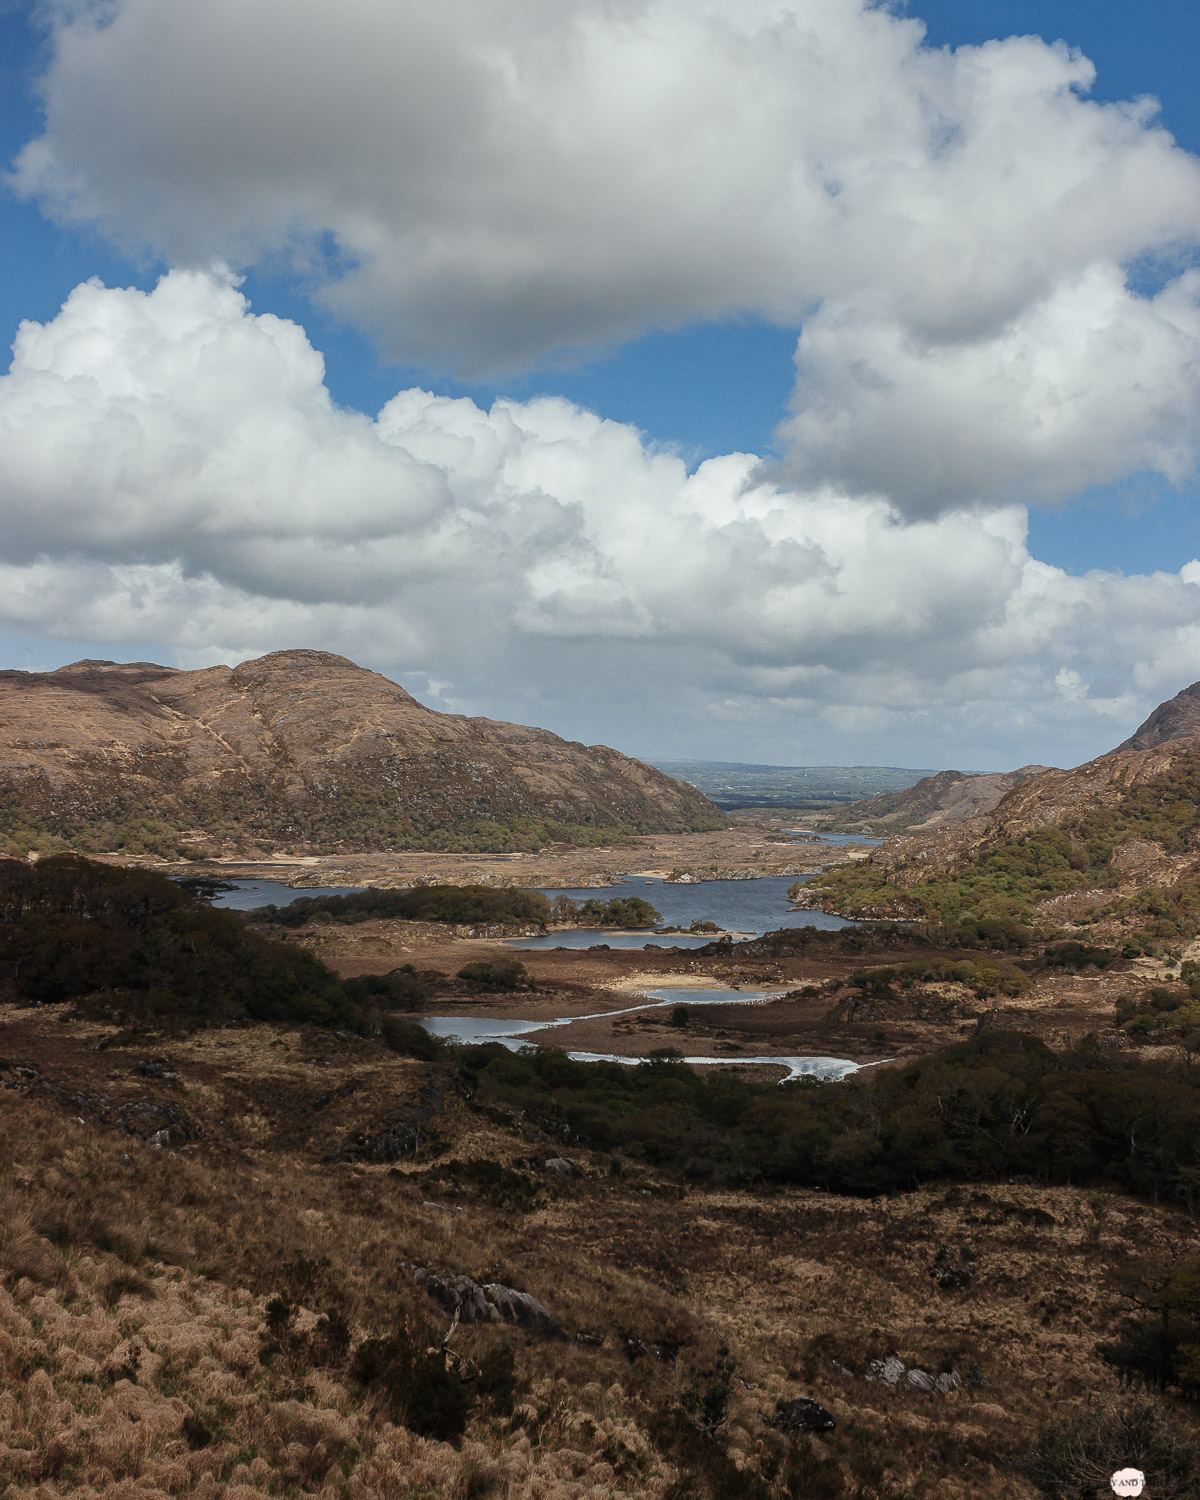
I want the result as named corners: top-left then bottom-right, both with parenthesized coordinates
top-left (113, 818), bottom-right (867, 892)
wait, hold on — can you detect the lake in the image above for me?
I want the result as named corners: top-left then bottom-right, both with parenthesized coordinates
top-left (204, 870), bottom-right (856, 942)
top-left (786, 830), bottom-right (884, 847)
top-left (418, 985), bottom-right (864, 1082)
top-left (512, 873), bottom-right (856, 947)
top-left (210, 879), bottom-right (367, 910)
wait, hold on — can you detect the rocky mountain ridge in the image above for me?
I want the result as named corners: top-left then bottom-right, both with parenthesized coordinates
top-left (810, 764), bottom-right (1051, 835)
top-left (0, 649), bottom-right (720, 857)
top-left (811, 679), bottom-right (1200, 934)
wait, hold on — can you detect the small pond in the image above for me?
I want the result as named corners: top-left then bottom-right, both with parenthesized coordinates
top-left (784, 831), bottom-right (885, 847)
top-left (417, 986), bottom-right (865, 1083)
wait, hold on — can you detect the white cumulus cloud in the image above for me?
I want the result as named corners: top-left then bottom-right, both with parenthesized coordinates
top-left (2, 271), bottom-right (1200, 766)
top-left (13, 0), bottom-right (1200, 515)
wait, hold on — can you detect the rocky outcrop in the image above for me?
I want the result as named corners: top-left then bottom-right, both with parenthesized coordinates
top-left (1117, 680), bottom-right (1200, 750)
top-left (0, 649), bottom-right (719, 856)
top-left (767, 1397), bottom-right (836, 1432)
top-left (817, 765), bottom-right (1051, 836)
top-left (412, 1268), bottom-right (563, 1337)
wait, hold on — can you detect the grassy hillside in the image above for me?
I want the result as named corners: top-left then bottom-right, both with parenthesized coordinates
top-left (2, 1006), bottom-right (1200, 1498)
top-left (807, 751), bottom-right (1200, 940)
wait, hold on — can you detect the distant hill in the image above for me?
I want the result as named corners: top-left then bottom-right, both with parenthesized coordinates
top-left (649, 760), bottom-right (934, 810)
top-left (0, 650), bottom-right (721, 858)
top-left (808, 678), bottom-right (1200, 938)
top-left (808, 765), bottom-right (1052, 835)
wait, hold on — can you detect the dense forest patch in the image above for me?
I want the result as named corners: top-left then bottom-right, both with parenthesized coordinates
top-left (458, 1033), bottom-right (1200, 1206)
top-left (0, 855), bottom-right (438, 1055)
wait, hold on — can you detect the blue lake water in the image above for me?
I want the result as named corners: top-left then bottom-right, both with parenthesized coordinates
top-left (418, 986), bottom-right (864, 1082)
top-left (204, 870), bottom-right (857, 942)
top-left (786, 831), bottom-right (885, 847)
top-left (514, 873), bottom-right (855, 946)
top-left (209, 879), bottom-right (367, 910)
top-left (511, 931), bottom-right (726, 950)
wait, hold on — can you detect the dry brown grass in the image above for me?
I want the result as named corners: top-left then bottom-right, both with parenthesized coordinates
top-left (0, 1006), bottom-right (1196, 1498)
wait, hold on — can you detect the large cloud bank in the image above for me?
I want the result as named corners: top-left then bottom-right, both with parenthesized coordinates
top-left (3, 271), bottom-right (1200, 765)
top-left (15, 0), bottom-right (1200, 513)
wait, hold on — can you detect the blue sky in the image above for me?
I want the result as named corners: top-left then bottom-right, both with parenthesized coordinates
top-left (3, 1), bottom-right (1200, 768)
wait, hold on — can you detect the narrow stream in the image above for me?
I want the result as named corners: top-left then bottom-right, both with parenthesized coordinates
top-left (417, 986), bottom-right (864, 1082)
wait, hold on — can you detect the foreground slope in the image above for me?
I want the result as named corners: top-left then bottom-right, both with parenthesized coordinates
top-left (2, 1004), bottom-right (1198, 1499)
top-left (809, 681), bottom-right (1200, 937)
top-left (0, 650), bottom-right (719, 857)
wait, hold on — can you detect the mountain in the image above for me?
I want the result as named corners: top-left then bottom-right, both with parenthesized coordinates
top-left (1116, 680), bottom-right (1200, 750)
top-left (809, 679), bottom-right (1200, 936)
top-left (809, 765), bottom-right (1051, 835)
top-left (0, 650), bottom-right (720, 858)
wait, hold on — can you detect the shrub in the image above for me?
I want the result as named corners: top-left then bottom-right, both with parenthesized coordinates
top-left (574, 896), bottom-right (662, 928)
top-left (679, 1339), bottom-right (737, 1437)
top-left (252, 884), bottom-right (553, 929)
top-left (350, 1330), bottom-right (473, 1441)
top-left (1043, 941), bottom-right (1117, 972)
top-left (1024, 1396), bottom-right (1198, 1498)
top-left (456, 959), bottom-right (530, 990)
top-left (475, 1343), bottom-right (518, 1415)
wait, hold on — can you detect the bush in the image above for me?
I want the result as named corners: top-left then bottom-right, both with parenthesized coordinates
top-left (0, 855), bottom-right (354, 1027)
top-left (1024, 1396), bottom-right (1199, 1498)
top-left (351, 1331), bottom-right (473, 1441)
top-left (457, 1031), bottom-right (1200, 1202)
top-left (1043, 941), bottom-right (1117, 972)
top-left (574, 896), bottom-right (662, 928)
top-left (253, 884), bottom-right (553, 929)
top-left (456, 959), bottom-right (530, 990)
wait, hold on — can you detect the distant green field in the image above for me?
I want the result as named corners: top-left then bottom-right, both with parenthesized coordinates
top-left (649, 760), bottom-right (936, 810)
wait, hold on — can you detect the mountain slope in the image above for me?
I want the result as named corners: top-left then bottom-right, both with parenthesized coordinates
top-left (0, 650), bottom-right (720, 857)
top-left (1117, 679), bottom-right (1200, 750)
top-left (807, 682), bottom-right (1200, 938)
top-left (809, 765), bottom-right (1051, 834)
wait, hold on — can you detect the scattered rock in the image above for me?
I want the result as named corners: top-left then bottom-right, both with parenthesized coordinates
top-left (348, 1122), bottom-right (421, 1162)
top-left (483, 1283), bottom-right (563, 1337)
top-left (543, 1157), bottom-right (581, 1178)
top-left (132, 1060), bottom-right (179, 1081)
top-left (930, 1247), bottom-right (976, 1290)
top-left (866, 1355), bottom-right (905, 1385)
top-left (412, 1267), bottom-right (564, 1338)
top-left (422, 1200), bottom-right (463, 1215)
top-left (115, 1098), bottom-right (201, 1143)
top-left (768, 1397), bottom-right (836, 1433)
top-left (935, 1371), bottom-right (961, 1395)
top-left (905, 1369), bottom-right (936, 1393)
